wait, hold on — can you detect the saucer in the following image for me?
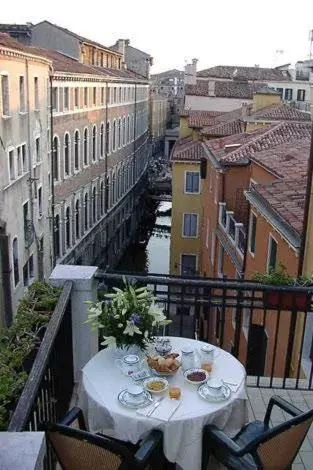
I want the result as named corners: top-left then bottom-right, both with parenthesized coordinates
top-left (118, 389), bottom-right (153, 409)
top-left (198, 383), bottom-right (231, 403)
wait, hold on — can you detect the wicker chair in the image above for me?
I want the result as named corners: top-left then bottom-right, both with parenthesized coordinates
top-left (42, 407), bottom-right (164, 470)
top-left (202, 395), bottom-right (313, 470)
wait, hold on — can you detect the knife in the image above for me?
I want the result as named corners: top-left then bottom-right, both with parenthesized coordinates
top-left (147, 397), bottom-right (164, 417)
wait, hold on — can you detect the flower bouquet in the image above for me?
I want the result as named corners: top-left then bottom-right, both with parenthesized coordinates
top-left (86, 277), bottom-right (171, 350)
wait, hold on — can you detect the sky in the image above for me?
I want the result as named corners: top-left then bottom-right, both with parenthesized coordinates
top-left (3, 0), bottom-right (313, 73)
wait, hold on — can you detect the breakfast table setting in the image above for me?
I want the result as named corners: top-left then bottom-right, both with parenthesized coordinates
top-left (78, 336), bottom-right (248, 470)
top-left (80, 278), bottom-right (248, 469)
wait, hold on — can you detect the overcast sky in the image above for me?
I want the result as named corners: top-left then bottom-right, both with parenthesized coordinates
top-left (3, 0), bottom-right (313, 73)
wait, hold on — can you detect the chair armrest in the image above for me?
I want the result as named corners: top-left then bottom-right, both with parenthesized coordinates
top-left (264, 395), bottom-right (303, 426)
top-left (134, 429), bottom-right (163, 466)
top-left (204, 425), bottom-right (248, 457)
top-left (59, 407), bottom-right (87, 430)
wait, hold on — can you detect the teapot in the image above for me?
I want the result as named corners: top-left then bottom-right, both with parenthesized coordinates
top-left (115, 354), bottom-right (142, 376)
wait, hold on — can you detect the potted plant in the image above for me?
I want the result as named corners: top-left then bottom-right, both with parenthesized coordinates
top-left (86, 277), bottom-right (171, 352)
top-left (252, 264), bottom-right (313, 310)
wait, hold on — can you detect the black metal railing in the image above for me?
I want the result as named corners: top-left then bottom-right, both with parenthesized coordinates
top-left (8, 281), bottom-right (74, 469)
top-left (96, 271), bottom-right (313, 391)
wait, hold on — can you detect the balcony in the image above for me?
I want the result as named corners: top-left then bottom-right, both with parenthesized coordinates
top-left (4, 269), bottom-right (313, 469)
top-left (219, 202), bottom-right (246, 258)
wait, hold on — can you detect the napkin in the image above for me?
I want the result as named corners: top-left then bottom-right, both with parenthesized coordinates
top-left (137, 398), bottom-right (181, 421)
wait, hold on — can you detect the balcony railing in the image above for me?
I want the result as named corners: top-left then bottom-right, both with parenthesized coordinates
top-left (218, 202), bottom-right (246, 258)
top-left (6, 269), bottom-right (313, 468)
top-left (96, 272), bottom-right (313, 391)
top-left (8, 281), bottom-right (74, 469)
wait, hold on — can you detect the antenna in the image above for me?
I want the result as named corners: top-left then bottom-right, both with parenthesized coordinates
top-left (309, 29), bottom-right (313, 59)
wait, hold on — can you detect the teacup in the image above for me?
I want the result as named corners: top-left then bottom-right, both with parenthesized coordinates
top-left (127, 385), bottom-right (145, 403)
top-left (206, 378), bottom-right (223, 395)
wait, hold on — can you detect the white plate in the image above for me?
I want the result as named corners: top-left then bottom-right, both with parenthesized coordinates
top-left (143, 377), bottom-right (169, 394)
top-left (184, 368), bottom-right (209, 385)
top-left (118, 389), bottom-right (153, 409)
top-left (198, 383), bottom-right (231, 402)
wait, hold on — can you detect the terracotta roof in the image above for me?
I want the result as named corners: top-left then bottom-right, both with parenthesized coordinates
top-left (187, 110), bottom-right (224, 128)
top-left (249, 138), bottom-right (310, 179)
top-left (202, 120), bottom-right (244, 137)
top-left (171, 136), bottom-right (204, 162)
top-left (0, 33), bottom-right (47, 59)
top-left (254, 178), bottom-right (306, 234)
top-left (248, 102), bottom-right (311, 122)
top-left (185, 80), bottom-right (267, 99)
top-left (30, 47), bottom-right (145, 79)
top-left (197, 65), bottom-right (289, 81)
top-left (206, 121), bottom-right (312, 165)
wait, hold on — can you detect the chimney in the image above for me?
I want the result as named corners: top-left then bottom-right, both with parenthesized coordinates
top-left (241, 102), bottom-right (251, 119)
top-left (116, 39), bottom-right (128, 63)
top-left (208, 80), bottom-right (215, 97)
top-left (190, 58), bottom-right (198, 85)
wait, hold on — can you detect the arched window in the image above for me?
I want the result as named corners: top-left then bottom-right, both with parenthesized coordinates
top-left (100, 181), bottom-right (104, 215)
top-left (106, 121), bottom-right (110, 154)
top-left (74, 130), bottom-right (79, 170)
top-left (127, 116), bottom-right (130, 144)
top-left (118, 118), bottom-right (121, 148)
top-left (75, 200), bottom-right (80, 239)
top-left (112, 173), bottom-right (116, 205)
top-left (123, 117), bottom-right (126, 146)
top-left (53, 136), bottom-right (59, 180)
top-left (64, 133), bottom-right (70, 176)
top-left (100, 123), bottom-right (104, 157)
top-left (54, 214), bottom-right (60, 259)
top-left (92, 187), bottom-right (96, 223)
top-left (65, 206), bottom-right (70, 249)
top-left (92, 125), bottom-right (96, 161)
top-left (12, 237), bottom-right (19, 286)
top-left (84, 193), bottom-right (88, 230)
top-left (112, 120), bottom-right (116, 151)
top-left (83, 128), bottom-right (88, 166)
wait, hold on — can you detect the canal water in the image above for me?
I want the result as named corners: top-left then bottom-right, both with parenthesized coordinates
top-left (117, 199), bottom-right (171, 274)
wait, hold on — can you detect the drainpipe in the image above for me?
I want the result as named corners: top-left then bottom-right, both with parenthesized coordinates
top-left (25, 59), bottom-right (35, 248)
top-left (133, 82), bottom-right (137, 186)
top-left (298, 124), bottom-right (313, 276)
top-left (49, 72), bottom-right (56, 268)
top-left (104, 81), bottom-right (109, 214)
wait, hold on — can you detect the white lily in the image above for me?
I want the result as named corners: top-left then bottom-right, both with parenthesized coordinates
top-left (123, 320), bottom-right (142, 336)
top-left (101, 336), bottom-right (117, 347)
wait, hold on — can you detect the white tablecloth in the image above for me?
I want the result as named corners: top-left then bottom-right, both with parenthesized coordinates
top-left (78, 337), bottom-right (248, 470)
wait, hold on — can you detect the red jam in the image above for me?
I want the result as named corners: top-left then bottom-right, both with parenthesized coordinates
top-left (187, 371), bottom-right (206, 382)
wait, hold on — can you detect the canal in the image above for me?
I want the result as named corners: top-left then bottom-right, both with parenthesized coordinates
top-left (116, 199), bottom-right (171, 274)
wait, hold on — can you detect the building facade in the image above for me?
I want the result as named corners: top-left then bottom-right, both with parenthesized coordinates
top-left (150, 69), bottom-right (185, 127)
top-left (185, 63), bottom-right (312, 113)
top-left (0, 35), bottom-right (52, 324)
top-left (149, 95), bottom-right (169, 155)
top-left (0, 27), bottom-right (151, 323)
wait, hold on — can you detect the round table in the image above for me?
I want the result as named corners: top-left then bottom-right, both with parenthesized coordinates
top-left (79, 337), bottom-right (248, 470)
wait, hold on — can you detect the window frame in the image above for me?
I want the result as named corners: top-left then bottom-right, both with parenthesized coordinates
top-left (297, 89), bottom-right (306, 102)
top-left (184, 170), bottom-right (200, 194)
top-left (248, 211), bottom-right (257, 256)
top-left (180, 253), bottom-right (198, 276)
top-left (182, 213), bottom-right (198, 238)
top-left (1, 73), bottom-right (10, 117)
top-left (267, 234), bottom-right (278, 273)
top-left (12, 237), bottom-right (20, 287)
